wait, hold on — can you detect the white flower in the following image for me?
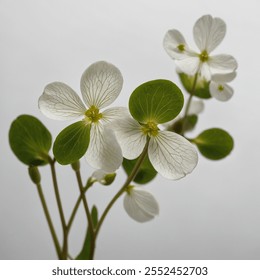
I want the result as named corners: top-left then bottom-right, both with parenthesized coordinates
top-left (123, 186), bottom-right (159, 223)
top-left (209, 72), bottom-right (236, 101)
top-left (39, 61), bottom-right (127, 172)
top-left (114, 115), bottom-right (198, 180)
top-left (163, 15), bottom-right (237, 80)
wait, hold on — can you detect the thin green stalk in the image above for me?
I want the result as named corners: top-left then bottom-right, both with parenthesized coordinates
top-left (75, 169), bottom-right (95, 259)
top-left (67, 183), bottom-right (91, 232)
top-left (181, 72), bottom-right (199, 135)
top-left (95, 139), bottom-right (150, 238)
top-left (36, 182), bottom-right (61, 259)
top-left (67, 194), bottom-right (82, 232)
top-left (49, 158), bottom-right (68, 259)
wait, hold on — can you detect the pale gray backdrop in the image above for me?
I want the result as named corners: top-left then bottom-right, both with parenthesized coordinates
top-left (1, 0), bottom-right (260, 259)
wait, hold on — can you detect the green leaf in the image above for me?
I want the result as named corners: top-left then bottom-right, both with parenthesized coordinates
top-left (9, 115), bottom-right (52, 166)
top-left (123, 156), bottom-right (157, 184)
top-left (192, 128), bottom-right (234, 160)
top-left (76, 206), bottom-right (98, 260)
top-left (129, 79), bottom-right (184, 124)
top-left (169, 114), bottom-right (198, 134)
top-left (53, 121), bottom-right (90, 165)
top-left (179, 73), bottom-right (211, 99)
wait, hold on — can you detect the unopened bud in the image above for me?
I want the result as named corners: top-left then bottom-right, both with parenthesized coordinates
top-left (71, 160), bottom-right (80, 171)
top-left (28, 166), bottom-right (41, 184)
top-left (101, 173), bottom-right (116, 185)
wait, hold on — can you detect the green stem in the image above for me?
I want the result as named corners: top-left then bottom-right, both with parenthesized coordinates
top-left (67, 182), bottom-right (92, 232)
top-left (35, 182), bottom-right (61, 259)
top-left (95, 139), bottom-right (150, 238)
top-left (181, 72), bottom-right (199, 135)
top-left (75, 169), bottom-right (95, 260)
top-left (67, 194), bottom-right (82, 232)
top-left (49, 158), bottom-right (68, 260)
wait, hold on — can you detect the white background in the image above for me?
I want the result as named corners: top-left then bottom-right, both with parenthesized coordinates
top-left (1, 0), bottom-right (260, 259)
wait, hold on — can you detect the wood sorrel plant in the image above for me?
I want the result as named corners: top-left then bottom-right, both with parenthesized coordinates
top-left (9, 15), bottom-right (237, 259)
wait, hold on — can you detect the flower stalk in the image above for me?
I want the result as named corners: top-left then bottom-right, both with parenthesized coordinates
top-left (181, 72), bottom-right (199, 135)
top-left (35, 181), bottom-right (62, 259)
top-left (49, 157), bottom-right (68, 259)
top-left (94, 138), bottom-right (150, 238)
top-left (74, 168), bottom-right (95, 259)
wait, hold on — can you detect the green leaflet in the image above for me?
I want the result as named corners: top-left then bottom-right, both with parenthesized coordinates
top-left (169, 114), bottom-right (198, 134)
top-left (129, 79), bottom-right (184, 124)
top-left (76, 206), bottom-right (98, 260)
top-left (9, 115), bottom-right (52, 166)
top-left (53, 121), bottom-right (90, 165)
top-left (123, 156), bottom-right (157, 184)
top-left (192, 128), bottom-right (234, 160)
top-left (179, 73), bottom-right (211, 99)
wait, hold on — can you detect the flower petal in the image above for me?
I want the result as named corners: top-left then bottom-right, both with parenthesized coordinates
top-left (113, 116), bottom-right (147, 160)
top-left (80, 61), bottom-right (123, 109)
top-left (209, 81), bottom-right (234, 101)
top-left (91, 169), bottom-right (107, 181)
top-left (200, 62), bottom-right (212, 81)
top-left (90, 169), bottom-right (116, 185)
top-left (193, 15), bottom-right (226, 53)
top-left (85, 123), bottom-right (122, 172)
top-left (101, 107), bottom-right (129, 124)
top-left (175, 56), bottom-right (200, 76)
top-left (123, 188), bottom-right (159, 223)
top-left (208, 54), bottom-right (238, 73)
top-left (39, 82), bottom-right (86, 120)
top-left (148, 131), bottom-right (198, 180)
top-left (211, 72), bottom-right (237, 83)
top-left (163, 29), bottom-right (191, 59)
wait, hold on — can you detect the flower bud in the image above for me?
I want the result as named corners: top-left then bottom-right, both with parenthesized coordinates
top-left (28, 166), bottom-right (41, 184)
top-left (101, 173), bottom-right (116, 185)
top-left (71, 160), bottom-right (80, 171)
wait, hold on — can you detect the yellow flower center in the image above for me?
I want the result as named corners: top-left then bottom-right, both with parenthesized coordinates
top-left (84, 105), bottom-right (102, 123)
top-left (142, 121), bottom-right (159, 137)
top-left (199, 50), bottom-right (209, 62)
top-left (177, 44), bottom-right (185, 52)
top-left (126, 185), bottom-right (134, 195)
top-left (218, 85), bottom-right (224, 91)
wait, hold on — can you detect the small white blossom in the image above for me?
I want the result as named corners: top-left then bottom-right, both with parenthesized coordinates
top-left (163, 15), bottom-right (237, 80)
top-left (209, 72), bottom-right (236, 101)
top-left (39, 61), bottom-right (127, 172)
top-left (123, 186), bottom-right (159, 223)
top-left (114, 115), bottom-right (198, 180)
